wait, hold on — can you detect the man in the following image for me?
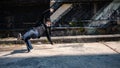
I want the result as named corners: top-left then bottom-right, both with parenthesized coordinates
top-left (17, 8), bottom-right (54, 52)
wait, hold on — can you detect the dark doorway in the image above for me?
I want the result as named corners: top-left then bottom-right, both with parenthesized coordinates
top-left (0, 0), bottom-right (50, 37)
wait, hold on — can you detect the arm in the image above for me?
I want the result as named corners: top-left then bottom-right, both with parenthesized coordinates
top-left (36, 9), bottom-right (50, 26)
top-left (45, 28), bottom-right (53, 45)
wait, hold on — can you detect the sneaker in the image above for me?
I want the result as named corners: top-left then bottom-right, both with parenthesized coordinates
top-left (17, 33), bottom-right (22, 40)
top-left (30, 49), bottom-right (35, 52)
top-left (27, 49), bottom-right (35, 53)
top-left (27, 49), bottom-right (31, 53)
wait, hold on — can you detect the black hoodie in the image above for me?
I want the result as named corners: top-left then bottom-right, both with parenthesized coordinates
top-left (35, 9), bottom-right (53, 44)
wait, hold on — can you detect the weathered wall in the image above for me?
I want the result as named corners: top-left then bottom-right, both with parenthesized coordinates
top-left (0, 0), bottom-right (50, 37)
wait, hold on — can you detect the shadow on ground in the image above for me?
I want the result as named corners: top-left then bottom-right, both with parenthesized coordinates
top-left (0, 54), bottom-right (120, 68)
top-left (3, 49), bottom-right (28, 56)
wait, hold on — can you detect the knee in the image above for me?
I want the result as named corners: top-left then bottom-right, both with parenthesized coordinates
top-left (23, 34), bottom-right (31, 41)
top-left (23, 37), bottom-right (30, 42)
top-left (24, 39), bottom-right (29, 43)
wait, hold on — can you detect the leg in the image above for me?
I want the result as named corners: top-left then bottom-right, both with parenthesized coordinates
top-left (22, 29), bottom-right (39, 52)
top-left (25, 39), bottom-right (33, 52)
top-left (22, 29), bottom-right (39, 40)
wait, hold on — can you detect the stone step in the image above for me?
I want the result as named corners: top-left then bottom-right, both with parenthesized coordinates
top-left (0, 34), bottom-right (120, 44)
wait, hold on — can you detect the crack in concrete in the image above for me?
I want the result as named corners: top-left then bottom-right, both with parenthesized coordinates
top-left (100, 42), bottom-right (120, 54)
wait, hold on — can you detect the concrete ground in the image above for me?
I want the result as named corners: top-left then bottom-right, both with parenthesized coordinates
top-left (0, 41), bottom-right (120, 68)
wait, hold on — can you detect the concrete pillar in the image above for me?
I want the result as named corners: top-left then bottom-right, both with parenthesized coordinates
top-left (93, 2), bottom-right (97, 15)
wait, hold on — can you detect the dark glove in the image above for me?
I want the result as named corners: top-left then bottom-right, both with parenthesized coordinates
top-left (50, 42), bottom-right (54, 45)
